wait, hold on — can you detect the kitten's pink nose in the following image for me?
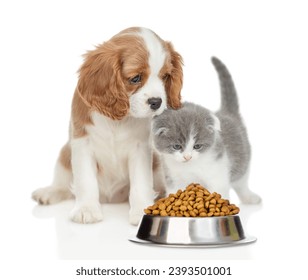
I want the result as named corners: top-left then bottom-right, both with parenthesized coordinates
top-left (184, 154), bottom-right (192, 161)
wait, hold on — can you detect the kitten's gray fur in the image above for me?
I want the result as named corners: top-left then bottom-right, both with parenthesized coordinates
top-left (152, 57), bottom-right (261, 203)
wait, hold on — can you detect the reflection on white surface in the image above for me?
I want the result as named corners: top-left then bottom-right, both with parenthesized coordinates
top-left (32, 200), bottom-right (262, 260)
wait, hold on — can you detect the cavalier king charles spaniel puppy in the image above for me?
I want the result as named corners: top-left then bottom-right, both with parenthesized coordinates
top-left (32, 27), bottom-right (183, 224)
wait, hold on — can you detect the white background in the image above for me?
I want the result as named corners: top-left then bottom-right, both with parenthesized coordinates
top-left (1, 0), bottom-right (308, 279)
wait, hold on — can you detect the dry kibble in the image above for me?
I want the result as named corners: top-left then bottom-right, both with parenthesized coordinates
top-left (144, 209), bottom-right (152, 214)
top-left (203, 189), bottom-right (210, 196)
top-left (197, 203), bottom-right (204, 210)
top-left (159, 203), bottom-right (166, 210)
top-left (205, 201), bottom-right (210, 208)
top-left (210, 198), bottom-right (217, 205)
top-left (221, 205), bottom-right (229, 214)
top-left (160, 210), bottom-right (168, 216)
top-left (184, 211), bottom-right (190, 217)
top-left (196, 191), bottom-right (204, 197)
top-left (148, 205), bottom-right (157, 210)
top-left (144, 183), bottom-right (240, 217)
top-left (190, 211), bottom-right (197, 217)
top-left (174, 200), bottom-right (182, 206)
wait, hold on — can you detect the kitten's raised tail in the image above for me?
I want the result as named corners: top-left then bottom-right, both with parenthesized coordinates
top-left (211, 57), bottom-right (239, 115)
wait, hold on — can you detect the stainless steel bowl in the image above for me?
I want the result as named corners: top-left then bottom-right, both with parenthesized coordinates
top-left (132, 214), bottom-right (256, 246)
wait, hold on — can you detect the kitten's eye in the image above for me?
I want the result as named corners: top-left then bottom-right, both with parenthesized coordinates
top-left (130, 74), bottom-right (142, 84)
top-left (193, 144), bottom-right (203, 150)
top-left (172, 144), bottom-right (182, 150)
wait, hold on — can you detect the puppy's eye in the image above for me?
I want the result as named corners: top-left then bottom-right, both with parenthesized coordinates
top-left (130, 74), bottom-right (142, 84)
top-left (172, 144), bottom-right (182, 150)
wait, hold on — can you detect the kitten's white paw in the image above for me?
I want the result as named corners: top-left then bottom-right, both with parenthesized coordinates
top-left (32, 186), bottom-right (72, 205)
top-left (241, 192), bottom-right (262, 204)
top-left (70, 203), bottom-right (103, 224)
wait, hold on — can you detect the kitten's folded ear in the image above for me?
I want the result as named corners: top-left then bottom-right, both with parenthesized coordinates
top-left (155, 127), bottom-right (169, 136)
top-left (208, 114), bottom-right (221, 133)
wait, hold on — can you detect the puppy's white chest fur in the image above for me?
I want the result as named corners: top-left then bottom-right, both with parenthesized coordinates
top-left (87, 112), bottom-right (151, 202)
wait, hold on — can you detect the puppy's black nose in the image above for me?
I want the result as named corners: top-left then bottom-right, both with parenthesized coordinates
top-left (148, 97), bottom-right (162, 110)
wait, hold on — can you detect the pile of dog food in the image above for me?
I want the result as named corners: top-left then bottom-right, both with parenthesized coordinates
top-left (144, 183), bottom-right (240, 217)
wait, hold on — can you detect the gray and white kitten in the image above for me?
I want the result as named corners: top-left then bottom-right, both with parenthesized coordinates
top-left (152, 57), bottom-right (261, 203)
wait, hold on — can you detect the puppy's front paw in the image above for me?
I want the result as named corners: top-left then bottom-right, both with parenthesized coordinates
top-left (32, 186), bottom-right (72, 205)
top-left (70, 203), bottom-right (103, 224)
top-left (129, 209), bottom-right (143, 226)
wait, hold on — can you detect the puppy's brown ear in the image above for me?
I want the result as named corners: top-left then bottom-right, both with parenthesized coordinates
top-left (77, 43), bottom-right (129, 120)
top-left (165, 42), bottom-right (183, 109)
